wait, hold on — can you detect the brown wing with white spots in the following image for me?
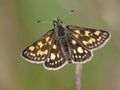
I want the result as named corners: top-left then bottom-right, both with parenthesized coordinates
top-left (67, 25), bottom-right (111, 50)
top-left (67, 34), bottom-right (92, 63)
top-left (44, 39), bottom-right (67, 70)
top-left (22, 29), bottom-right (55, 63)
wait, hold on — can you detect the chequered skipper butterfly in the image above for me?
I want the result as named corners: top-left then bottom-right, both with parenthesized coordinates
top-left (21, 18), bottom-right (111, 70)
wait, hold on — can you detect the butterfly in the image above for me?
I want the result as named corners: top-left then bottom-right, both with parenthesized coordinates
top-left (21, 17), bottom-right (111, 70)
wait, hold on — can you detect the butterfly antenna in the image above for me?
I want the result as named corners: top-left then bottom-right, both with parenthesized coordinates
top-left (62, 10), bottom-right (75, 20)
top-left (37, 20), bottom-right (52, 24)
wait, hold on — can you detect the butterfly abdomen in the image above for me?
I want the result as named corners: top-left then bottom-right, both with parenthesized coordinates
top-left (60, 38), bottom-right (72, 64)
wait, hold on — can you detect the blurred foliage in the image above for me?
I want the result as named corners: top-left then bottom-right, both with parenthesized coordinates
top-left (0, 0), bottom-right (120, 90)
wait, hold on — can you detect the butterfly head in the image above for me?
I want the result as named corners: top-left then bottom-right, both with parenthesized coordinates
top-left (53, 18), bottom-right (63, 28)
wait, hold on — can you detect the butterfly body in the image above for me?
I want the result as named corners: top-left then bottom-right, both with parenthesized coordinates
top-left (53, 18), bottom-right (72, 64)
top-left (22, 18), bottom-right (111, 70)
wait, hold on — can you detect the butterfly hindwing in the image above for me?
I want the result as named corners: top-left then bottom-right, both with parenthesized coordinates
top-left (44, 39), bottom-right (67, 70)
top-left (67, 34), bottom-right (92, 63)
top-left (67, 25), bottom-right (110, 50)
top-left (22, 30), bottom-right (55, 63)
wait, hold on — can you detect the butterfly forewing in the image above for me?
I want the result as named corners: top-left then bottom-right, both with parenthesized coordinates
top-left (67, 25), bottom-right (110, 50)
top-left (22, 30), bottom-right (55, 63)
top-left (67, 34), bottom-right (92, 63)
top-left (44, 39), bottom-right (67, 70)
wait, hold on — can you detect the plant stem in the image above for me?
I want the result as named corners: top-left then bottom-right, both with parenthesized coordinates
top-left (75, 63), bottom-right (82, 90)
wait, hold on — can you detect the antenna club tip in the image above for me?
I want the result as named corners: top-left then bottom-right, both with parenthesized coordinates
top-left (70, 10), bottom-right (75, 12)
top-left (37, 20), bottom-right (41, 23)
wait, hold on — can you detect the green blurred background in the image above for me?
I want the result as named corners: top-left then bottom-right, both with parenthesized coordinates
top-left (0, 0), bottom-right (120, 90)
